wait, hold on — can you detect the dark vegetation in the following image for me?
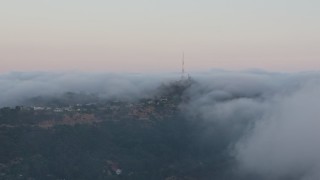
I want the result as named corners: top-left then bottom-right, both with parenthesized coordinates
top-left (0, 80), bottom-right (236, 180)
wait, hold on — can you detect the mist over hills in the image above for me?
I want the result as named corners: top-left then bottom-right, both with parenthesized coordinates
top-left (1, 70), bottom-right (320, 179)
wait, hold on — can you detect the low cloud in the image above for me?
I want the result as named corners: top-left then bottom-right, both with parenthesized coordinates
top-left (1, 70), bottom-right (320, 179)
top-left (183, 71), bottom-right (320, 180)
top-left (235, 80), bottom-right (320, 180)
top-left (0, 71), bottom-right (176, 107)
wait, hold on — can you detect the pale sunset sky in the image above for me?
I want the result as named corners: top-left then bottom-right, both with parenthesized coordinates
top-left (1, 0), bottom-right (319, 73)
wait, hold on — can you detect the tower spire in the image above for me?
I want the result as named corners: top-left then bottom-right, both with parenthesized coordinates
top-left (181, 52), bottom-right (185, 80)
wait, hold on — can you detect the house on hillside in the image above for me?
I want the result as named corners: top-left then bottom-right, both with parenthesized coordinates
top-left (53, 108), bottom-right (63, 113)
top-left (33, 106), bottom-right (45, 111)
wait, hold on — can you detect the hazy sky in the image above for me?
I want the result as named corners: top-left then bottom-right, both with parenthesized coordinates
top-left (1, 0), bottom-right (319, 73)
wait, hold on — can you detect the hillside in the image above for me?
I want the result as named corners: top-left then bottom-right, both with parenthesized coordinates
top-left (0, 80), bottom-right (236, 180)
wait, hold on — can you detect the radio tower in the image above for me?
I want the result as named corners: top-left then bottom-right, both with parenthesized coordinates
top-left (181, 52), bottom-right (186, 80)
